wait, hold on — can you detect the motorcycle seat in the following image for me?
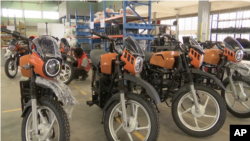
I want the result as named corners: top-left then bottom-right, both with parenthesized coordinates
top-left (90, 49), bottom-right (108, 67)
top-left (143, 50), bottom-right (153, 62)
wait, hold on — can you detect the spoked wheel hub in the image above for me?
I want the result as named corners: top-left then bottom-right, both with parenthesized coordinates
top-left (123, 117), bottom-right (139, 133)
top-left (191, 105), bottom-right (205, 118)
top-left (37, 123), bottom-right (53, 140)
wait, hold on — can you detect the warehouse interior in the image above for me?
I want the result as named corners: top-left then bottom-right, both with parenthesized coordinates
top-left (1, 0), bottom-right (250, 141)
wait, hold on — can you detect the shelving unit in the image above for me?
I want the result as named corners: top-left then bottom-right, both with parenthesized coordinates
top-left (89, 0), bottom-right (155, 52)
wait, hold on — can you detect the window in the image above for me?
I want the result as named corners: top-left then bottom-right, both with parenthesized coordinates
top-left (43, 11), bottom-right (59, 19)
top-left (24, 10), bottom-right (41, 18)
top-left (2, 9), bottom-right (22, 17)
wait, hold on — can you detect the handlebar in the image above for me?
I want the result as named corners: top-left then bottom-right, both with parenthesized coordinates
top-left (1, 28), bottom-right (30, 41)
top-left (89, 30), bottom-right (115, 41)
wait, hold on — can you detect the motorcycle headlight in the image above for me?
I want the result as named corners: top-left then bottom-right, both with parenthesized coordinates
top-left (199, 54), bottom-right (204, 68)
top-left (44, 59), bottom-right (61, 77)
top-left (134, 57), bottom-right (143, 74)
top-left (8, 45), bottom-right (16, 51)
top-left (64, 46), bottom-right (70, 54)
top-left (235, 50), bottom-right (243, 62)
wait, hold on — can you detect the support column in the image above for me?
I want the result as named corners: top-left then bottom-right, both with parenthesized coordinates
top-left (176, 14), bottom-right (179, 40)
top-left (153, 12), bottom-right (156, 36)
top-left (197, 1), bottom-right (211, 42)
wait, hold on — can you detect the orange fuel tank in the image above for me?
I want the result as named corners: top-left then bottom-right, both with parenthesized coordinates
top-left (20, 54), bottom-right (32, 77)
top-left (149, 51), bottom-right (180, 69)
top-left (204, 49), bottom-right (223, 65)
top-left (100, 53), bottom-right (117, 74)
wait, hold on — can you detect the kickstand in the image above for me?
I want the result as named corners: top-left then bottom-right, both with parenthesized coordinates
top-left (151, 100), bottom-right (160, 113)
top-left (165, 100), bottom-right (171, 107)
top-left (101, 111), bottom-right (105, 124)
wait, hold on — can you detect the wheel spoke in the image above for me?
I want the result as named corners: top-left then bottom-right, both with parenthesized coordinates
top-left (241, 102), bottom-right (250, 110)
top-left (127, 133), bottom-right (134, 141)
top-left (203, 114), bottom-right (216, 118)
top-left (63, 75), bottom-right (67, 81)
top-left (38, 109), bottom-right (48, 124)
top-left (188, 94), bottom-right (193, 101)
top-left (181, 108), bottom-right (191, 115)
top-left (232, 100), bottom-right (236, 108)
top-left (135, 125), bottom-right (150, 131)
top-left (203, 95), bottom-right (210, 110)
top-left (116, 108), bottom-right (122, 114)
top-left (115, 124), bottom-right (123, 134)
top-left (194, 117), bottom-right (199, 129)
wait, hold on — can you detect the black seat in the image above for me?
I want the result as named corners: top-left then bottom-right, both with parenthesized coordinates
top-left (90, 49), bottom-right (108, 67)
top-left (143, 50), bottom-right (153, 62)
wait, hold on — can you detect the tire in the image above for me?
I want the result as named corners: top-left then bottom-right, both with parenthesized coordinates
top-left (104, 93), bottom-right (159, 141)
top-left (221, 76), bottom-right (250, 118)
top-left (57, 61), bottom-right (74, 85)
top-left (172, 84), bottom-right (226, 137)
top-left (5, 58), bottom-right (18, 79)
top-left (21, 97), bottom-right (70, 141)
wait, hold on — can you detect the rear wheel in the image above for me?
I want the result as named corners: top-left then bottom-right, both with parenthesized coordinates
top-left (222, 76), bottom-right (250, 118)
top-left (21, 98), bottom-right (70, 141)
top-left (104, 93), bottom-right (159, 141)
top-left (57, 61), bottom-right (74, 85)
top-left (172, 85), bottom-right (226, 137)
top-left (4, 58), bottom-right (18, 78)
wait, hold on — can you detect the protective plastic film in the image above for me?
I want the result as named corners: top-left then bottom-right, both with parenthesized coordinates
top-left (35, 76), bottom-right (78, 118)
top-left (33, 35), bottom-right (62, 59)
top-left (226, 61), bottom-right (250, 76)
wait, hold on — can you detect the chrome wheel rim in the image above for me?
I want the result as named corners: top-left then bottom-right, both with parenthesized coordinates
top-left (177, 90), bottom-right (220, 131)
top-left (8, 60), bottom-right (17, 76)
top-left (57, 63), bottom-right (71, 83)
top-left (25, 106), bottom-right (60, 141)
top-left (109, 100), bottom-right (151, 141)
top-left (225, 81), bottom-right (250, 113)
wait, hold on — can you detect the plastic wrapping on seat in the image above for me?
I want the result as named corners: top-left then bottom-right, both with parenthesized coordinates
top-left (33, 36), bottom-right (62, 59)
top-left (226, 61), bottom-right (250, 76)
top-left (35, 76), bottom-right (78, 118)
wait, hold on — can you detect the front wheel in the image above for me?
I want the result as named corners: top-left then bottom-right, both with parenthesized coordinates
top-left (222, 76), bottom-right (250, 118)
top-left (4, 58), bottom-right (18, 78)
top-left (57, 61), bottom-right (74, 85)
top-left (21, 97), bottom-right (70, 141)
top-left (172, 85), bottom-right (226, 137)
top-left (104, 93), bottom-right (159, 141)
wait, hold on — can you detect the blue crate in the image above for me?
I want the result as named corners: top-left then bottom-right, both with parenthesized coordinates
top-left (124, 23), bottom-right (155, 30)
top-left (76, 25), bottom-right (90, 29)
top-left (124, 34), bottom-right (154, 40)
top-left (76, 32), bottom-right (91, 36)
top-left (78, 38), bottom-right (91, 43)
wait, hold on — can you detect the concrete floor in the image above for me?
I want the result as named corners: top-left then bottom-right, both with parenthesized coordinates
top-left (1, 66), bottom-right (250, 141)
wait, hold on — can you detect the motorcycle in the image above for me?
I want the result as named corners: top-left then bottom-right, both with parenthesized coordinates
top-left (1, 28), bottom-right (77, 141)
top-left (57, 38), bottom-right (75, 85)
top-left (134, 35), bottom-right (227, 137)
top-left (198, 37), bottom-right (250, 118)
top-left (86, 31), bottom-right (160, 141)
top-left (4, 38), bottom-right (28, 78)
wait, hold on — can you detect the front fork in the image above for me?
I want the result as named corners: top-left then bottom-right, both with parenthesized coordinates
top-left (30, 66), bottom-right (39, 135)
top-left (228, 73), bottom-right (247, 100)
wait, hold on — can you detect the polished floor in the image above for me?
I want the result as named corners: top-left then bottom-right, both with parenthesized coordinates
top-left (1, 67), bottom-right (250, 141)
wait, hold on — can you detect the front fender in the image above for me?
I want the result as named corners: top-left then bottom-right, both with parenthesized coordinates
top-left (191, 68), bottom-right (225, 90)
top-left (124, 74), bottom-right (161, 103)
top-left (35, 76), bottom-right (77, 106)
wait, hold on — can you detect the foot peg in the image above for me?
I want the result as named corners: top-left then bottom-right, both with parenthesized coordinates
top-left (86, 101), bottom-right (94, 107)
